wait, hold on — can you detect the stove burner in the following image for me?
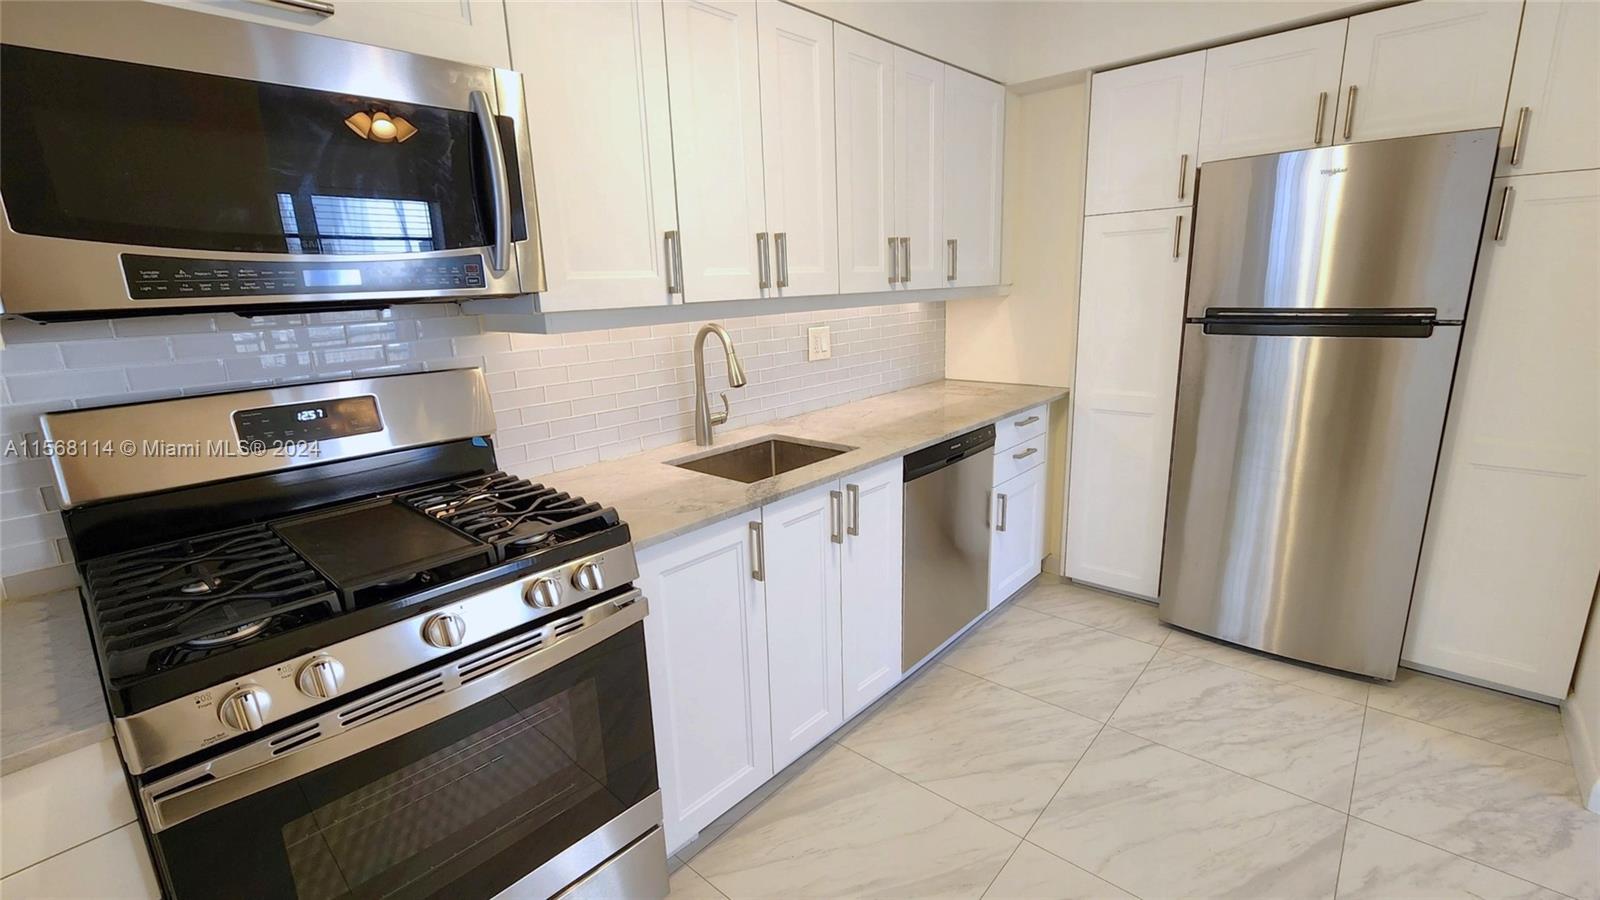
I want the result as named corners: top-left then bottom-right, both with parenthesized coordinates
top-left (400, 472), bottom-right (614, 557)
top-left (184, 618), bottom-right (270, 648)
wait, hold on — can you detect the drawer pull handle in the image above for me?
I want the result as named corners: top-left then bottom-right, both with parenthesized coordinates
top-left (1014, 415), bottom-right (1040, 427)
top-left (1012, 447), bottom-right (1038, 460)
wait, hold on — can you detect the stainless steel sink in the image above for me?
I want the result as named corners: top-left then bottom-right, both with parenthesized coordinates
top-left (670, 436), bottom-right (854, 484)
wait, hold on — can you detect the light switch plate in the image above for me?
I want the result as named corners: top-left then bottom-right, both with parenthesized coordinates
top-left (807, 325), bottom-right (832, 361)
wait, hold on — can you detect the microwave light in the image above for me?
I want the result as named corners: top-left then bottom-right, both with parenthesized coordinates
top-left (344, 109), bottom-right (417, 143)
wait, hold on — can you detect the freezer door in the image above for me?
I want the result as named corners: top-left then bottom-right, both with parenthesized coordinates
top-left (1159, 324), bottom-right (1462, 678)
top-left (1188, 129), bottom-right (1497, 321)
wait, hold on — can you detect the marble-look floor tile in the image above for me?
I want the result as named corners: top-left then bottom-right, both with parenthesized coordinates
top-left (670, 864), bottom-right (730, 899)
top-left (1367, 669), bottom-right (1568, 763)
top-left (1110, 649), bottom-right (1364, 809)
top-left (1028, 728), bottom-right (1346, 900)
top-left (841, 663), bottom-right (1102, 835)
top-left (1014, 582), bottom-right (1170, 646)
top-left (941, 606), bottom-right (1157, 721)
top-left (982, 842), bottom-right (1136, 900)
top-left (1162, 628), bottom-right (1373, 705)
top-left (1351, 709), bottom-right (1600, 899)
top-left (690, 744), bottom-right (1019, 899)
top-left (1336, 819), bottom-right (1565, 900)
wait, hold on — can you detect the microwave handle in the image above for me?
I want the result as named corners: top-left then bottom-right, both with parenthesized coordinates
top-left (470, 90), bottom-right (512, 276)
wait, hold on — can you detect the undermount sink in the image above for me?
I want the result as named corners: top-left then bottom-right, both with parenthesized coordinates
top-left (670, 436), bottom-right (854, 484)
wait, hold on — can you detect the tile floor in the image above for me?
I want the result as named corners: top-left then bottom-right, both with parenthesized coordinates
top-left (666, 580), bottom-right (1599, 900)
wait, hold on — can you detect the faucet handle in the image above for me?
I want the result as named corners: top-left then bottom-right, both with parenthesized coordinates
top-left (711, 391), bottom-right (731, 426)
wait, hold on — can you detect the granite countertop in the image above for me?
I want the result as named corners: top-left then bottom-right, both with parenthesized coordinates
top-left (0, 378), bottom-right (1066, 774)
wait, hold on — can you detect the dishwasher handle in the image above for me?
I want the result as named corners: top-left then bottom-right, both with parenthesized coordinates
top-left (903, 424), bottom-right (996, 481)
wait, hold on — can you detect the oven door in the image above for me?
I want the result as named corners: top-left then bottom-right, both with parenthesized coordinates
top-left (138, 593), bottom-right (659, 900)
top-left (0, 0), bottom-right (544, 319)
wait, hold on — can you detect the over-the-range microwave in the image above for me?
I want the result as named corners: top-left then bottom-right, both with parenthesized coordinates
top-left (0, 1), bottom-right (544, 321)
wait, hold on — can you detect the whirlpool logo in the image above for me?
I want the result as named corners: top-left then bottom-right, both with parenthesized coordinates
top-left (1320, 167), bottom-right (1349, 175)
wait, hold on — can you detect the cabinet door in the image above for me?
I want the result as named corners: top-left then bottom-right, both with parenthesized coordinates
top-left (1404, 170), bottom-right (1600, 699)
top-left (840, 458), bottom-right (904, 718)
top-left (163, 0), bottom-right (511, 67)
top-left (1336, 1), bottom-right (1522, 144)
top-left (757, 3), bottom-right (839, 297)
top-left (1498, 0), bottom-right (1600, 176)
top-left (760, 483), bottom-right (845, 769)
top-left (1198, 21), bottom-right (1347, 162)
top-left (894, 48), bottom-right (945, 290)
top-left (990, 463), bottom-right (1047, 608)
top-left (834, 25), bottom-right (896, 294)
top-left (663, 0), bottom-right (768, 302)
top-left (1085, 52), bottom-right (1204, 216)
top-left (638, 516), bottom-right (772, 851)
top-left (511, 1), bottom-right (679, 312)
top-left (1066, 208), bottom-right (1189, 598)
top-left (942, 66), bottom-right (1005, 287)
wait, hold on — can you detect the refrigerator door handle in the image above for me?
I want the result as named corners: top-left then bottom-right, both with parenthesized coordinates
top-left (1192, 308), bottom-right (1438, 338)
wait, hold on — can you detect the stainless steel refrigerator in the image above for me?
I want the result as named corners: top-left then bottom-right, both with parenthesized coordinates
top-left (1159, 129), bottom-right (1499, 680)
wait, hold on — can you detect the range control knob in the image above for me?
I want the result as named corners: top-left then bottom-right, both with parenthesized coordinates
top-left (525, 577), bottom-right (563, 610)
top-left (217, 685), bottom-right (272, 733)
top-left (571, 561), bottom-right (605, 593)
top-left (295, 655), bottom-right (346, 699)
top-left (422, 613), bottom-right (467, 648)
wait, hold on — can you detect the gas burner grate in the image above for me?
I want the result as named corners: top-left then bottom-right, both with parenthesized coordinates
top-left (400, 472), bottom-right (615, 556)
top-left (83, 527), bottom-right (340, 681)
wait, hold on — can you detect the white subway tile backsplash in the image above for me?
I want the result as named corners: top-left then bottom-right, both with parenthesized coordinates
top-left (0, 301), bottom-right (942, 583)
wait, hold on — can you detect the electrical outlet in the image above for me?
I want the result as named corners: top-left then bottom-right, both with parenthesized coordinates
top-left (807, 325), bottom-right (832, 361)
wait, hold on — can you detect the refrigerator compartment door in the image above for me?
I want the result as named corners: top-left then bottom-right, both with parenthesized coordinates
top-left (1159, 324), bottom-right (1462, 679)
top-left (1187, 129), bottom-right (1498, 321)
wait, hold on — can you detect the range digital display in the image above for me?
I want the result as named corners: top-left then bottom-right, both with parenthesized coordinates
top-left (302, 268), bottom-right (362, 287)
top-left (233, 395), bottom-right (382, 444)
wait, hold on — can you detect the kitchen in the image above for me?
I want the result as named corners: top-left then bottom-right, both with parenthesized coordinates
top-left (0, 0), bottom-right (1595, 898)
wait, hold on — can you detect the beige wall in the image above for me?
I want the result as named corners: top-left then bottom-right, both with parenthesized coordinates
top-left (1565, 581), bottom-right (1600, 812)
top-left (946, 80), bottom-right (1089, 572)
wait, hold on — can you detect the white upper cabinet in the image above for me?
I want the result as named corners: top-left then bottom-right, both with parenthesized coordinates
top-left (893, 48), bottom-right (946, 290)
top-left (943, 66), bottom-right (1006, 286)
top-left (757, 3), bottom-right (839, 297)
top-left (164, 0), bottom-right (511, 67)
top-left (759, 483), bottom-right (844, 770)
top-left (1067, 209), bottom-right (1189, 598)
top-left (639, 515), bottom-right (772, 852)
top-left (663, 0), bottom-right (769, 302)
top-left (1498, 0), bottom-right (1600, 176)
top-left (1335, 1), bottom-right (1523, 144)
top-left (1404, 170), bottom-right (1600, 699)
top-left (1085, 51), bottom-right (1204, 216)
top-left (834, 26), bottom-right (898, 294)
top-left (1198, 21), bottom-right (1348, 162)
top-left (510, 1), bottom-right (679, 312)
top-left (840, 458), bottom-right (904, 718)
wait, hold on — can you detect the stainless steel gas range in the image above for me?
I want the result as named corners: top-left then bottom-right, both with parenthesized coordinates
top-left (42, 370), bottom-right (666, 900)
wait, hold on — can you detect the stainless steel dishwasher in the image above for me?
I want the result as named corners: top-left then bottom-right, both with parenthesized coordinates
top-left (903, 424), bottom-right (996, 671)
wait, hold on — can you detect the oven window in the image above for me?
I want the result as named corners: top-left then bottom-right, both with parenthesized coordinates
top-left (0, 44), bottom-right (525, 255)
top-left (153, 623), bottom-right (655, 900)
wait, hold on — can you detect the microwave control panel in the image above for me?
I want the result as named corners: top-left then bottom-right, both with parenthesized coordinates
top-left (121, 253), bottom-right (487, 300)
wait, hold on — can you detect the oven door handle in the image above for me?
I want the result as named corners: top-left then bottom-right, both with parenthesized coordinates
top-left (470, 89), bottom-right (513, 277)
top-left (140, 589), bottom-right (647, 833)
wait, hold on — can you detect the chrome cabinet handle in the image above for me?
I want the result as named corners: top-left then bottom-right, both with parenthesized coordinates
top-left (756, 232), bottom-right (771, 290)
top-left (846, 483), bottom-right (861, 536)
top-left (1177, 153), bottom-right (1189, 200)
top-left (1173, 214), bottom-right (1184, 259)
top-left (259, 0), bottom-right (335, 15)
top-left (1014, 415), bottom-right (1039, 427)
top-left (887, 237), bottom-right (899, 284)
top-left (830, 490), bottom-right (844, 544)
top-left (996, 493), bottom-right (1009, 532)
top-left (899, 237), bottom-right (911, 283)
top-left (664, 230), bottom-right (683, 295)
top-left (470, 90), bottom-right (512, 276)
top-left (1493, 185), bottom-right (1513, 242)
top-left (1509, 106), bottom-right (1529, 167)
top-left (1343, 85), bottom-right (1357, 141)
top-left (775, 232), bottom-right (789, 288)
top-left (1012, 447), bottom-right (1037, 460)
top-left (947, 238), bottom-right (958, 281)
top-left (1313, 91), bottom-right (1328, 145)
top-left (750, 521), bottom-right (765, 582)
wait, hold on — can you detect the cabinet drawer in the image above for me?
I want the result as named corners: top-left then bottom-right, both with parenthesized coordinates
top-left (996, 405), bottom-right (1047, 453)
top-left (993, 435), bottom-right (1047, 485)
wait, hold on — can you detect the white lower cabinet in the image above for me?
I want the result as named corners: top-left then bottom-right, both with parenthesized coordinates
top-left (989, 443), bottom-right (1048, 608)
top-left (640, 459), bottom-right (904, 852)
